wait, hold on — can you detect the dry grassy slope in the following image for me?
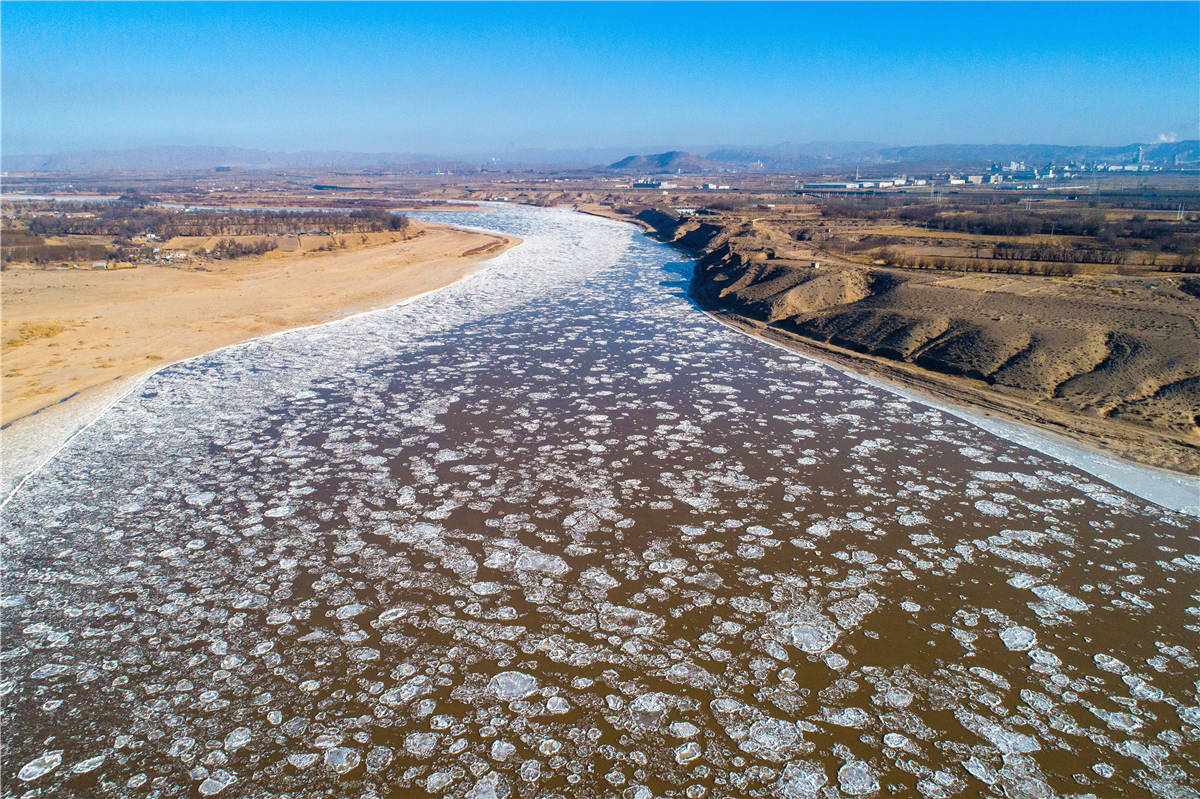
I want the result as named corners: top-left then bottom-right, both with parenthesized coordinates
top-left (642, 211), bottom-right (1200, 448)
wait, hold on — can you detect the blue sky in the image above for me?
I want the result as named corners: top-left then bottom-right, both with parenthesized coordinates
top-left (3, 1), bottom-right (1197, 156)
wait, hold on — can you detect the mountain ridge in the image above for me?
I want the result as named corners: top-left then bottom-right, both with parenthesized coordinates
top-left (606, 150), bottom-right (724, 173)
top-left (4, 140), bottom-right (1196, 173)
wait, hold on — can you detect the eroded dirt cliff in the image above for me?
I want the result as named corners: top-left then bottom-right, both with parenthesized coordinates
top-left (635, 209), bottom-right (1200, 473)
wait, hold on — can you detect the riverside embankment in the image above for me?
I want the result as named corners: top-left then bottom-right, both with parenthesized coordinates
top-left (610, 206), bottom-right (1200, 476)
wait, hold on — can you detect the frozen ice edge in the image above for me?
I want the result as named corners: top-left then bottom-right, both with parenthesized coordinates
top-left (691, 272), bottom-right (1200, 518)
top-left (0, 218), bottom-right (517, 509)
top-left (0, 373), bottom-right (153, 509)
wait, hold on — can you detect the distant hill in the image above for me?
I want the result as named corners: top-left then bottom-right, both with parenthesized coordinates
top-left (702, 140), bottom-right (1199, 171)
top-left (5, 140), bottom-right (1196, 174)
top-left (705, 141), bottom-right (882, 170)
top-left (1, 145), bottom-right (467, 173)
top-left (604, 141), bottom-right (1198, 174)
top-left (607, 151), bottom-right (723, 173)
top-left (871, 140), bottom-right (1199, 169)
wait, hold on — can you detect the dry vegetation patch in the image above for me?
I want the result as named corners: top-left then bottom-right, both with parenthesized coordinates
top-left (3, 320), bottom-right (68, 349)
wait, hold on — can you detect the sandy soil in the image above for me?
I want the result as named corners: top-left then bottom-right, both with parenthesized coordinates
top-left (1, 221), bottom-right (517, 487)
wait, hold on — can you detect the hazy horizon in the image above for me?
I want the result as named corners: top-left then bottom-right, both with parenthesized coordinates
top-left (6, 137), bottom-right (1199, 163)
top-left (3, 1), bottom-right (1197, 157)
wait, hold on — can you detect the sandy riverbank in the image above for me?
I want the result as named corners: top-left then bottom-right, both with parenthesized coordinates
top-left (1, 221), bottom-right (518, 493)
top-left (691, 278), bottom-right (1200, 475)
top-left (706, 307), bottom-right (1200, 481)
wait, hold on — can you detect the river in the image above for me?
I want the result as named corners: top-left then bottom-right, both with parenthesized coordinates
top-left (2, 204), bottom-right (1197, 797)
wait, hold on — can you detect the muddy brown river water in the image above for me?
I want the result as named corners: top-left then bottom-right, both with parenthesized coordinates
top-left (2, 205), bottom-right (1197, 798)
